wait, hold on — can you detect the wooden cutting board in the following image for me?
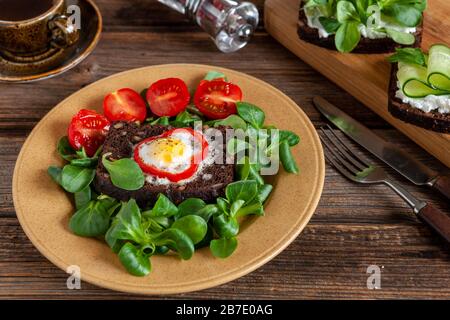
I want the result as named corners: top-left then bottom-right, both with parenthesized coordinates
top-left (265, 0), bottom-right (450, 168)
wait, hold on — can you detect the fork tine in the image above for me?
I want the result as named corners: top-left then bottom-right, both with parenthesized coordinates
top-left (320, 130), bottom-right (361, 175)
top-left (324, 124), bottom-right (372, 168)
top-left (321, 141), bottom-right (358, 182)
top-left (320, 127), bottom-right (365, 170)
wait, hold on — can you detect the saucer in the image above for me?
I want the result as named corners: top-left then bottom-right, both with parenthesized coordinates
top-left (0, 0), bottom-right (102, 83)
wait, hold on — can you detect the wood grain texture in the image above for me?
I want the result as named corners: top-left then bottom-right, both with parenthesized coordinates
top-left (264, 0), bottom-right (450, 167)
top-left (0, 0), bottom-right (449, 299)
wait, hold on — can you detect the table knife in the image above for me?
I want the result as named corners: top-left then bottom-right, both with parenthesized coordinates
top-left (313, 96), bottom-right (450, 201)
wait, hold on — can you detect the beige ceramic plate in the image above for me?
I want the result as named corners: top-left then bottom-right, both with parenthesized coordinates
top-left (13, 64), bottom-right (324, 295)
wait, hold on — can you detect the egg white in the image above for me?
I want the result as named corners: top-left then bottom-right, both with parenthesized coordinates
top-left (137, 130), bottom-right (197, 174)
top-left (140, 130), bottom-right (217, 185)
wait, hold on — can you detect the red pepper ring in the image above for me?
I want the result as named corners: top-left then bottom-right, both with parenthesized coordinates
top-left (133, 128), bottom-right (209, 183)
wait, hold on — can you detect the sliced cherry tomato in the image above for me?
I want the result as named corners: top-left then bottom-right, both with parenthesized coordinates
top-left (146, 78), bottom-right (190, 117)
top-left (68, 109), bottom-right (110, 157)
top-left (198, 78), bottom-right (226, 87)
top-left (134, 128), bottom-right (208, 182)
top-left (103, 88), bottom-right (147, 122)
top-left (193, 79), bottom-right (242, 119)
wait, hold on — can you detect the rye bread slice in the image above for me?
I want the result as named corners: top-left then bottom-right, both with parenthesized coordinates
top-left (94, 121), bottom-right (235, 207)
top-left (388, 64), bottom-right (450, 133)
top-left (297, 1), bottom-right (423, 53)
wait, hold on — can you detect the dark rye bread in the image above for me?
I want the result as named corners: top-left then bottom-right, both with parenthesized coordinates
top-left (297, 1), bottom-right (423, 53)
top-left (94, 121), bottom-right (235, 207)
top-left (388, 64), bottom-right (450, 133)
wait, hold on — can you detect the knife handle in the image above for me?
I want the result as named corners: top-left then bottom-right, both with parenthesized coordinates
top-left (417, 203), bottom-right (450, 243)
top-left (432, 175), bottom-right (450, 201)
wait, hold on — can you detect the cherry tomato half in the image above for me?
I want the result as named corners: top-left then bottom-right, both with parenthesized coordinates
top-left (146, 78), bottom-right (190, 117)
top-left (103, 88), bottom-right (147, 122)
top-left (68, 109), bottom-right (110, 157)
top-left (133, 128), bottom-right (208, 182)
top-left (193, 79), bottom-right (242, 119)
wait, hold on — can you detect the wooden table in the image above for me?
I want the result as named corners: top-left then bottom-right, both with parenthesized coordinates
top-left (1, 0), bottom-right (449, 299)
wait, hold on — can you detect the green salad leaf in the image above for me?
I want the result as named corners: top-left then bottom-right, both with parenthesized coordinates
top-left (48, 166), bottom-right (63, 185)
top-left (280, 140), bottom-right (299, 174)
top-left (102, 153), bottom-right (144, 191)
top-left (69, 197), bottom-right (118, 237)
top-left (384, 28), bottom-right (415, 45)
top-left (150, 194), bottom-right (179, 217)
top-left (378, 0), bottom-right (427, 27)
top-left (388, 47), bottom-right (427, 66)
top-left (61, 165), bottom-right (96, 193)
top-left (319, 16), bottom-right (341, 33)
top-left (336, 1), bottom-right (360, 23)
top-left (152, 229), bottom-right (195, 260)
top-left (225, 180), bottom-right (258, 204)
top-left (74, 186), bottom-right (92, 210)
top-left (57, 136), bottom-right (76, 161)
top-left (204, 70), bottom-right (227, 81)
top-left (236, 156), bottom-right (264, 185)
top-left (209, 114), bottom-right (247, 130)
top-left (171, 215), bottom-right (208, 244)
top-left (335, 21), bottom-right (361, 53)
top-left (213, 214), bottom-right (239, 238)
top-left (171, 110), bottom-right (201, 127)
top-left (236, 102), bottom-right (265, 129)
top-left (257, 184), bottom-right (273, 204)
top-left (280, 130), bottom-right (300, 146)
top-left (150, 116), bottom-right (170, 125)
top-left (177, 198), bottom-right (206, 218)
top-left (105, 199), bottom-right (147, 247)
top-left (177, 198), bottom-right (218, 222)
top-left (69, 199), bottom-right (113, 237)
top-left (118, 243), bottom-right (152, 277)
top-left (210, 237), bottom-right (238, 259)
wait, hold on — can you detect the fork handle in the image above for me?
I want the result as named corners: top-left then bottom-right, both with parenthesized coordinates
top-left (417, 203), bottom-right (450, 243)
top-left (384, 180), bottom-right (450, 243)
top-left (431, 175), bottom-right (450, 201)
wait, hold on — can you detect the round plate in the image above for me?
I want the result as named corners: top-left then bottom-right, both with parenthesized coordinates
top-left (0, 0), bottom-right (102, 83)
top-left (13, 64), bottom-right (324, 294)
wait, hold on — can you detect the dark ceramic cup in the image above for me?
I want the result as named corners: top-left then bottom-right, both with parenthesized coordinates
top-left (0, 0), bottom-right (79, 57)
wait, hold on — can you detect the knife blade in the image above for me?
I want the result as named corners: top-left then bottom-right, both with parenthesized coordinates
top-left (313, 96), bottom-right (450, 200)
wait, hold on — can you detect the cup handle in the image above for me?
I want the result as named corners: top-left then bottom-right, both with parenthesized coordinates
top-left (48, 15), bottom-right (79, 49)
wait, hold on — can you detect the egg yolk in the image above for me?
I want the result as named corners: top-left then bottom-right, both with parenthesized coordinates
top-left (146, 138), bottom-right (186, 165)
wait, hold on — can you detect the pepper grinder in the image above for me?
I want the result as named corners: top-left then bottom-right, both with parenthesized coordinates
top-left (157, 0), bottom-right (259, 53)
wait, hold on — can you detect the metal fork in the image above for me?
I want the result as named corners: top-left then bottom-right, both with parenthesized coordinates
top-left (320, 125), bottom-right (450, 243)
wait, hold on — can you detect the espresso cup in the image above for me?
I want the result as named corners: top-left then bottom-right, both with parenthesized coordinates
top-left (0, 0), bottom-right (79, 56)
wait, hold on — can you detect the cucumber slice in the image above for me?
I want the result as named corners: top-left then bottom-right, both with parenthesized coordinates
top-left (397, 63), bottom-right (448, 98)
top-left (427, 44), bottom-right (450, 91)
